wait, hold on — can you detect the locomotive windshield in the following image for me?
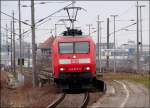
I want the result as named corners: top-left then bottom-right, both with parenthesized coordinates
top-left (59, 43), bottom-right (73, 54)
top-left (59, 42), bottom-right (89, 54)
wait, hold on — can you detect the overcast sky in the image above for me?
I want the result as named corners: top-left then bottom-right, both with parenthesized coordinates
top-left (1, 1), bottom-right (149, 47)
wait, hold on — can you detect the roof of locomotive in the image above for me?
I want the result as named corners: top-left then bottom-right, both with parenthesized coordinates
top-left (53, 36), bottom-right (94, 43)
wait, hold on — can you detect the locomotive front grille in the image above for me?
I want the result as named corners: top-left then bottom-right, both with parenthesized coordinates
top-left (68, 67), bottom-right (82, 71)
top-left (59, 72), bottom-right (93, 79)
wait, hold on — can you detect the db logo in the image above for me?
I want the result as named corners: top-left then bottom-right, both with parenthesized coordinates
top-left (71, 59), bottom-right (79, 63)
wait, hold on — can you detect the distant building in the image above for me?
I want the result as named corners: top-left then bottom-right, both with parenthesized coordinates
top-left (142, 44), bottom-right (149, 56)
top-left (38, 36), bottom-right (55, 55)
top-left (96, 43), bottom-right (114, 57)
top-left (119, 41), bottom-right (136, 59)
top-left (96, 43), bottom-right (114, 49)
top-left (96, 41), bottom-right (149, 60)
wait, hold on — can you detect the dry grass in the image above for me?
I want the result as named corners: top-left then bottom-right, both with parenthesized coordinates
top-left (0, 71), bottom-right (58, 107)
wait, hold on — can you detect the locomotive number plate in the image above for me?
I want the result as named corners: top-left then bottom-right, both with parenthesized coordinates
top-left (71, 59), bottom-right (79, 63)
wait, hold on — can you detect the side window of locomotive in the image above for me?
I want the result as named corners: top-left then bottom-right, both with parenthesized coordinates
top-left (59, 43), bottom-right (73, 54)
top-left (75, 42), bottom-right (89, 53)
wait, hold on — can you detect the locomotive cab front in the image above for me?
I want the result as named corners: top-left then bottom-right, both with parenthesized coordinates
top-left (52, 36), bottom-right (96, 89)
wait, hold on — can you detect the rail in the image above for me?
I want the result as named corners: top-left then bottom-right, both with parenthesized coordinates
top-left (47, 93), bottom-right (66, 108)
top-left (80, 92), bottom-right (89, 108)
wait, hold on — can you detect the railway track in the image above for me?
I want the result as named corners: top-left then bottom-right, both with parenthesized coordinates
top-left (47, 93), bottom-right (66, 108)
top-left (23, 68), bottom-right (53, 79)
top-left (47, 92), bottom-right (89, 108)
top-left (80, 92), bottom-right (89, 108)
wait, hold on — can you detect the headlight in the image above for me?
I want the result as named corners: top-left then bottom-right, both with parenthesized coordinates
top-left (60, 67), bottom-right (64, 71)
top-left (85, 66), bottom-right (90, 71)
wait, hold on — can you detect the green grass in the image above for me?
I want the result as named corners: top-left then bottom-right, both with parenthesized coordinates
top-left (102, 73), bottom-right (150, 89)
top-left (130, 76), bottom-right (150, 88)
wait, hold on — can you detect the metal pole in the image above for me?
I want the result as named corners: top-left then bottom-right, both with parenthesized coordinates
top-left (31, 0), bottom-right (38, 87)
top-left (55, 24), bottom-right (57, 37)
top-left (149, 0), bottom-right (150, 74)
top-left (18, 0), bottom-right (23, 75)
top-left (86, 24), bottom-right (92, 36)
top-left (111, 15), bottom-right (118, 73)
top-left (12, 11), bottom-right (16, 79)
top-left (22, 30), bottom-right (24, 58)
top-left (139, 5), bottom-right (145, 59)
top-left (97, 16), bottom-right (100, 74)
top-left (99, 21), bottom-right (104, 73)
top-left (6, 24), bottom-right (9, 69)
top-left (72, 1), bottom-right (74, 30)
top-left (114, 16), bottom-right (116, 73)
top-left (97, 15), bottom-right (104, 74)
top-left (6, 24), bottom-right (8, 56)
top-left (28, 44), bottom-right (30, 69)
top-left (136, 1), bottom-right (140, 73)
top-left (0, 0), bottom-right (1, 72)
top-left (106, 18), bottom-right (109, 70)
top-left (139, 6), bottom-right (142, 57)
top-left (10, 21), bottom-right (13, 73)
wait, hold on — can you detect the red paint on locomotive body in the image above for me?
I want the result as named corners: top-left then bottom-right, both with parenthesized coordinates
top-left (52, 36), bottom-right (96, 82)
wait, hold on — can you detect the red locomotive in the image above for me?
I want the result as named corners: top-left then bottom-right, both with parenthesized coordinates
top-left (52, 29), bottom-right (98, 89)
top-left (51, 6), bottom-right (106, 90)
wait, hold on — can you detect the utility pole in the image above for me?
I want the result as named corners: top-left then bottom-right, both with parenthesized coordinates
top-left (86, 24), bottom-right (92, 36)
top-left (97, 15), bottom-right (104, 74)
top-left (136, 1), bottom-right (140, 73)
top-left (97, 16), bottom-right (100, 74)
top-left (6, 24), bottom-right (9, 56)
top-left (55, 24), bottom-right (57, 37)
top-left (106, 18), bottom-right (109, 70)
top-left (6, 24), bottom-right (9, 69)
top-left (139, 5), bottom-right (146, 58)
top-left (18, 0), bottom-right (23, 76)
top-left (22, 30), bottom-right (24, 58)
top-left (99, 21), bottom-right (104, 73)
top-left (0, 0), bottom-right (1, 72)
top-left (110, 15), bottom-right (118, 73)
top-left (31, 0), bottom-right (38, 87)
top-left (12, 11), bottom-right (16, 79)
top-left (10, 21), bottom-right (13, 73)
top-left (28, 44), bottom-right (30, 69)
top-left (149, 1), bottom-right (150, 74)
